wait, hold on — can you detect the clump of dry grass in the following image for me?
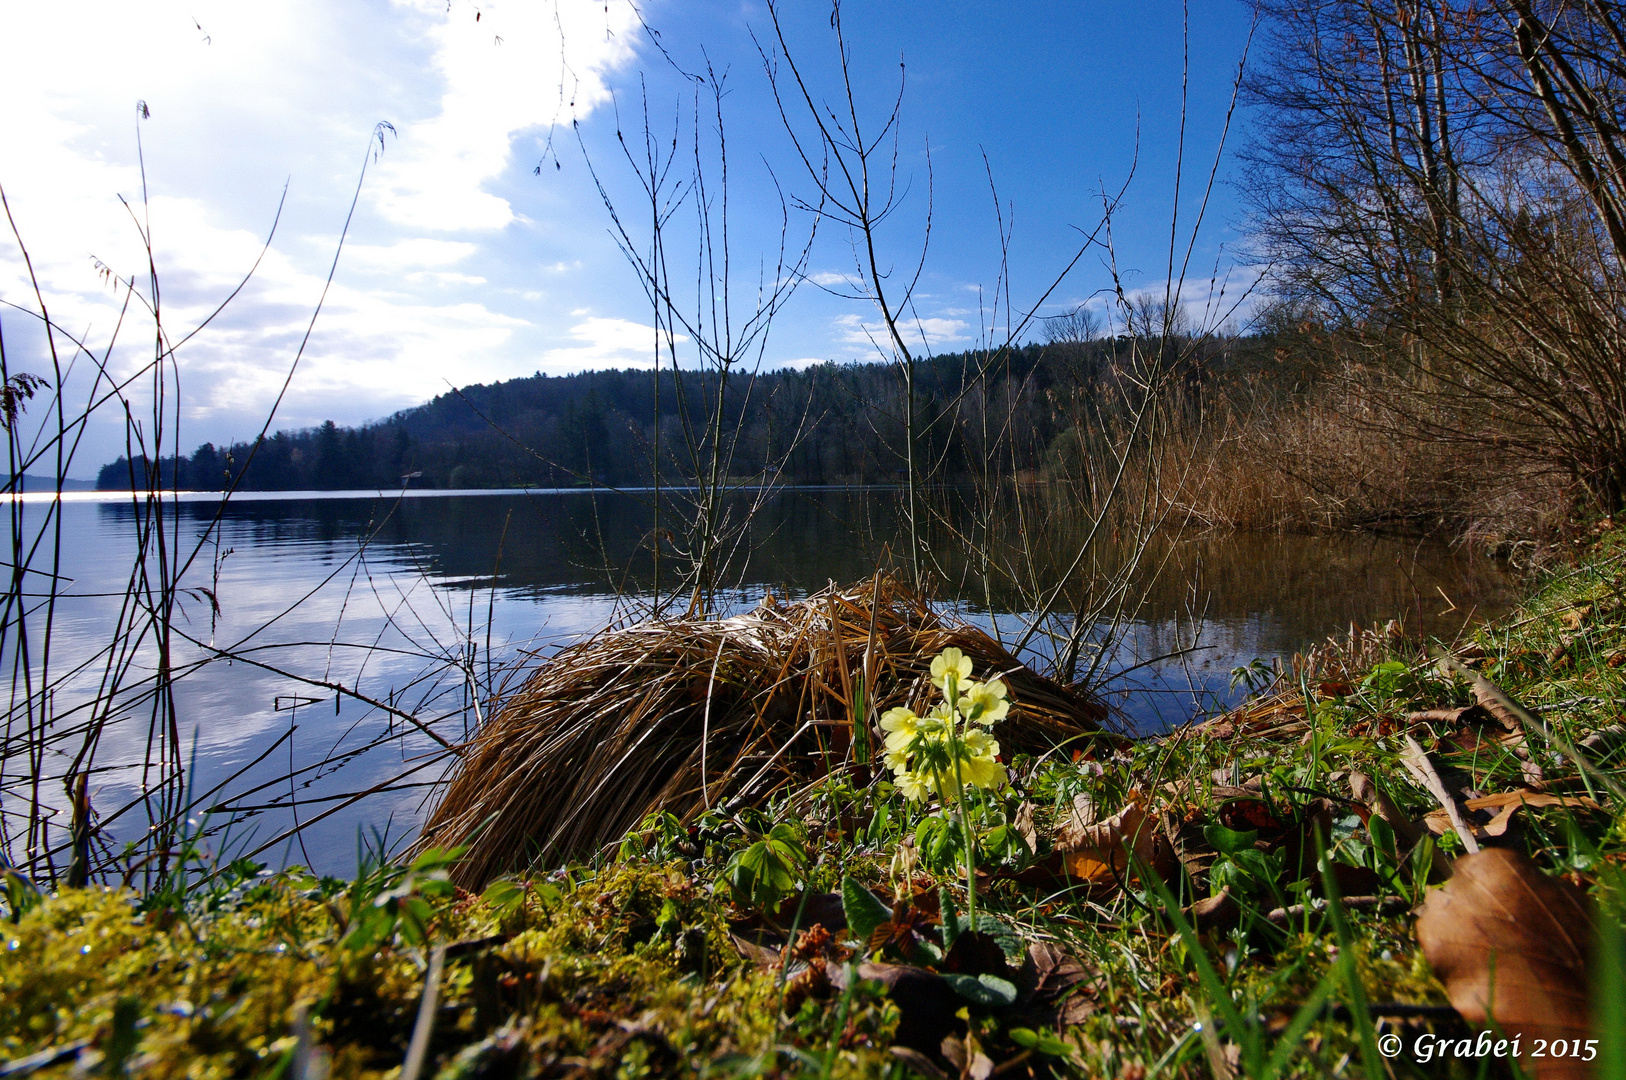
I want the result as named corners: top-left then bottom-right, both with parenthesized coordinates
top-left (418, 575), bottom-right (1106, 889)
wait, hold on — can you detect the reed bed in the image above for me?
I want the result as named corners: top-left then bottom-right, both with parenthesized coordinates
top-left (418, 575), bottom-right (1107, 888)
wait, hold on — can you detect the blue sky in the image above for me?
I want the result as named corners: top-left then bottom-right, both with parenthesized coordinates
top-left (0, 1), bottom-right (1261, 476)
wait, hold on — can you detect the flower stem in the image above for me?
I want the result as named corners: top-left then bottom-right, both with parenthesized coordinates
top-left (946, 673), bottom-right (977, 932)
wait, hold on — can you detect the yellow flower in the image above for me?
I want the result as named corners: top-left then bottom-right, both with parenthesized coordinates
top-left (963, 728), bottom-right (999, 758)
top-left (896, 770), bottom-right (934, 802)
top-left (958, 679), bottom-right (1010, 725)
top-left (953, 728), bottom-right (1007, 791)
top-left (884, 745), bottom-right (911, 773)
top-left (930, 647), bottom-right (974, 691)
top-left (880, 706), bottom-right (919, 752)
top-left (963, 752), bottom-right (1007, 792)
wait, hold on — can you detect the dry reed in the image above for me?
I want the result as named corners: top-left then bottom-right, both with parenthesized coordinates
top-left (1194, 618), bottom-right (1416, 741)
top-left (417, 574), bottom-right (1107, 889)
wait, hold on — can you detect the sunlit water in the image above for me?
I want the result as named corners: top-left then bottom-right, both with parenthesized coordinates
top-left (2, 487), bottom-right (1517, 876)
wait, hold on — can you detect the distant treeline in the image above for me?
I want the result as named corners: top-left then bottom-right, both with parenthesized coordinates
top-left (96, 338), bottom-right (1272, 492)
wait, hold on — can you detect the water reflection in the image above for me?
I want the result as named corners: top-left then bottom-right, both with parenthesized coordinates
top-left (3, 488), bottom-right (1514, 875)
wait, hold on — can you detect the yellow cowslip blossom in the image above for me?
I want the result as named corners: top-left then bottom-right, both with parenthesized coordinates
top-left (880, 706), bottom-right (919, 752)
top-left (884, 648), bottom-right (1009, 801)
top-left (895, 770), bottom-right (933, 802)
top-left (929, 647), bottom-right (974, 691)
top-left (960, 728), bottom-right (1006, 790)
top-left (957, 679), bottom-right (1010, 725)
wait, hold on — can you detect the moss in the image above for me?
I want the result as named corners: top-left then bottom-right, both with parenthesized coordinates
top-left (0, 862), bottom-right (905, 1077)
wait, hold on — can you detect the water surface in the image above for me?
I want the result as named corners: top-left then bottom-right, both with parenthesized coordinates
top-left (2, 486), bottom-right (1516, 875)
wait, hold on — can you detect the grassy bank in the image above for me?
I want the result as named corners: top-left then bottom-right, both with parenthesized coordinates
top-left (5, 524), bottom-right (1626, 1078)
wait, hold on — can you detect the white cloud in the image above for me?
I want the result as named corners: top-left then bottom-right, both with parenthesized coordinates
top-left (1115, 270), bottom-right (1268, 334)
top-left (834, 312), bottom-right (970, 351)
top-left (912, 317), bottom-right (972, 344)
top-left (0, 0), bottom-right (644, 469)
top-left (536, 315), bottom-right (685, 372)
top-left (345, 239), bottom-right (480, 269)
top-left (405, 271), bottom-right (488, 286)
top-left (370, 0), bottom-right (641, 232)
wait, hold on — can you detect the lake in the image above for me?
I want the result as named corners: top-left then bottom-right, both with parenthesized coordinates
top-left (1, 486), bottom-right (1517, 877)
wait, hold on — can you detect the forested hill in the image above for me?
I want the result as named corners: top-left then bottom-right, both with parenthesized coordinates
top-left (96, 338), bottom-right (1266, 491)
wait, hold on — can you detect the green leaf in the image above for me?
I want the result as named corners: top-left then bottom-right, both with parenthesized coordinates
top-left (841, 876), bottom-right (892, 950)
top-left (417, 875), bottom-right (456, 900)
top-left (1228, 848), bottom-right (1276, 882)
top-left (1009, 1028), bottom-right (1071, 1057)
top-left (1, 870), bottom-right (41, 923)
top-left (725, 836), bottom-right (801, 911)
top-left (938, 886), bottom-right (961, 951)
top-left (481, 879), bottom-right (525, 919)
top-left (864, 802), bottom-right (891, 844)
top-left (1203, 824), bottom-right (1259, 855)
top-left (398, 896), bottom-right (433, 946)
top-left (343, 905), bottom-right (391, 952)
top-left (766, 822), bottom-right (807, 860)
top-left (409, 845), bottom-right (466, 873)
top-left (972, 912), bottom-right (1025, 963)
top-left (943, 972), bottom-right (1017, 1007)
top-left (656, 898), bottom-right (681, 934)
top-left (1368, 815), bottom-right (1398, 872)
top-left (105, 996), bottom-right (142, 1077)
top-left (1362, 660), bottom-right (1412, 696)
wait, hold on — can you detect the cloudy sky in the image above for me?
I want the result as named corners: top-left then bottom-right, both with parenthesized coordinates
top-left (0, 1), bottom-right (1258, 477)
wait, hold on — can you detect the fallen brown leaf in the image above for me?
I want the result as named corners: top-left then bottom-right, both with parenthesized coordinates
top-left (1217, 797), bottom-right (1282, 833)
top-left (1012, 800), bottom-right (1037, 854)
top-left (1056, 792), bottom-right (1157, 883)
top-left (832, 962), bottom-right (962, 1058)
top-left (1580, 724), bottom-right (1626, 753)
top-left (1024, 941), bottom-right (1092, 1002)
top-left (1400, 736), bottom-right (1481, 854)
top-left (1406, 705), bottom-right (1493, 726)
top-left (1184, 887), bottom-right (1241, 932)
top-left (1420, 791), bottom-right (1600, 840)
top-left (1348, 770), bottom-right (1416, 843)
top-left (1416, 848), bottom-right (1592, 1080)
top-left (1163, 807), bottom-right (1218, 884)
top-left (1437, 655), bottom-right (1531, 734)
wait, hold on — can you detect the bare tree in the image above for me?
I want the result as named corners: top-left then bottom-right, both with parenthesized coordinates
top-left (1244, 0), bottom-right (1626, 515)
top-left (1042, 304), bottom-right (1103, 346)
top-left (578, 60), bottom-right (818, 614)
